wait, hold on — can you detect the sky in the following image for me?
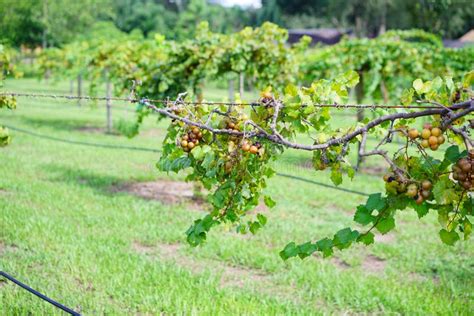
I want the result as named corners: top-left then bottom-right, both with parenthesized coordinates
top-left (215, 0), bottom-right (262, 8)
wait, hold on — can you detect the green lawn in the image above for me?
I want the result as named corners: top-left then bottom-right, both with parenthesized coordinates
top-left (1, 79), bottom-right (473, 315)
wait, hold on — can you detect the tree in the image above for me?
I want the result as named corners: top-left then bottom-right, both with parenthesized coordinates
top-left (0, 0), bottom-right (113, 47)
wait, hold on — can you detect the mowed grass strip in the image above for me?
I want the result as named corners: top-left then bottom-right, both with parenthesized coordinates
top-left (0, 79), bottom-right (473, 314)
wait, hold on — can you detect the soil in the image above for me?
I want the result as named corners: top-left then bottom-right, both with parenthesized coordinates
top-left (131, 240), bottom-right (269, 288)
top-left (361, 254), bottom-right (386, 273)
top-left (111, 180), bottom-right (206, 210)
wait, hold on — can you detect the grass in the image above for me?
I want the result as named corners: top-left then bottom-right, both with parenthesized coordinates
top-left (1, 78), bottom-right (473, 315)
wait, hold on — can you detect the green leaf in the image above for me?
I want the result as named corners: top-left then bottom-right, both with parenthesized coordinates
top-left (413, 202), bottom-right (429, 218)
top-left (376, 217), bottom-right (395, 234)
top-left (365, 193), bottom-right (386, 211)
top-left (444, 145), bottom-right (462, 163)
top-left (279, 242), bottom-right (299, 260)
top-left (357, 232), bottom-right (375, 245)
top-left (354, 205), bottom-right (375, 225)
top-left (344, 70), bottom-right (359, 87)
top-left (333, 227), bottom-right (360, 250)
top-left (263, 195), bottom-right (276, 208)
top-left (249, 221), bottom-right (261, 234)
top-left (297, 242), bottom-right (318, 259)
top-left (284, 84), bottom-right (298, 97)
top-left (257, 213), bottom-right (267, 226)
top-left (315, 238), bottom-right (333, 257)
top-left (191, 146), bottom-right (205, 160)
top-left (401, 88), bottom-right (414, 105)
top-left (462, 197), bottom-right (473, 216)
top-left (413, 79), bottom-right (424, 93)
top-left (330, 166), bottom-right (343, 186)
top-left (432, 176), bottom-right (458, 205)
top-left (439, 229), bottom-right (460, 246)
top-left (462, 218), bottom-right (472, 240)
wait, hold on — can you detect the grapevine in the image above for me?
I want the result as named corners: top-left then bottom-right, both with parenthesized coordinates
top-left (0, 44), bottom-right (18, 146)
top-left (152, 71), bottom-right (473, 258)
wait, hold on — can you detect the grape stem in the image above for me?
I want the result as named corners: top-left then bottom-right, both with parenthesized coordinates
top-left (142, 98), bottom-right (473, 152)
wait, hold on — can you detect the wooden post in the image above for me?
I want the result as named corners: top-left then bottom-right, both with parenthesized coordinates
top-left (77, 74), bottom-right (82, 107)
top-left (380, 79), bottom-right (389, 103)
top-left (355, 71), bottom-right (364, 169)
top-left (239, 72), bottom-right (244, 99)
top-left (228, 78), bottom-right (235, 102)
top-left (106, 79), bottom-right (112, 134)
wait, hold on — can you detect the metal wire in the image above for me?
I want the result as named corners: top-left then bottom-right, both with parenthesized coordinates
top-left (3, 122), bottom-right (371, 196)
top-left (0, 91), bottom-right (445, 109)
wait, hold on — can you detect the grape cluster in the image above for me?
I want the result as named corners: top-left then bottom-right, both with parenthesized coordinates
top-left (383, 174), bottom-right (433, 204)
top-left (408, 123), bottom-right (445, 151)
top-left (241, 140), bottom-right (263, 155)
top-left (260, 91), bottom-right (273, 102)
top-left (180, 126), bottom-right (203, 152)
top-left (452, 151), bottom-right (474, 191)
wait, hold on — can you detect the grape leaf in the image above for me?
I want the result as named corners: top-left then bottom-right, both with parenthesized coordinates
top-left (354, 205), bottom-right (375, 225)
top-left (376, 217), bottom-right (395, 234)
top-left (365, 193), bottom-right (386, 211)
top-left (315, 238), bottom-right (333, 257)
top-left (439, 229), bottom-right (460, 246)
top-left (333, 227), bottom-right (360, 250)
top-left (263, 195), bottom-right (276, 208)
top-left (432, 176), bottom-right (458, 205)
top-left (357, 232), bottom-right (375, 245)
top-left (279, 242), bottom-right (299, 260)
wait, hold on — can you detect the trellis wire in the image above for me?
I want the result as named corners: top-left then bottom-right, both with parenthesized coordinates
top-left (0, 91), bottom-right (446, 109)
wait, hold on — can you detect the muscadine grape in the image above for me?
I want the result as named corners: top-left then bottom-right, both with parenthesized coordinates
top-left (461, 162), bottom-right (471, 173)
top-left (421, 140), bottom-right (429, 148)
top-left (431, 127), bottom-right (441, 137)
top-left (406, 184), bottom-right (418, 197)
top-left (421, 190), bottom-right (431, 199)
top-left (421, 129), bottom-right (431, 139)
top-left (249, 146), bottom-right (258, 154)
top-left (192, 127), bottom-right (199, 134)
top-left (428, 136), bottom-right (438, 145)
top-left (430, 143), bottom-right (439, 150)
top-left (397, 183), bottom-right (407, 193)
top-left (408, 128), bottom-right (419, 139)
top-left (421, 180), bottom-right (432, 190)
top-left (423, 123), bottom-right (432, 129)
top-left (437, 135), bottom-right (445, 144)
top-left (242, 144), bottom-right (250, 151)
top-left (181, 140), bottom-right (188, 147)
top-left (415, 194), bottom-right (424, 204)
top-left (461, 181), bottom-right (471, 189)
top-left (188, 142), bottom-right (195, 149)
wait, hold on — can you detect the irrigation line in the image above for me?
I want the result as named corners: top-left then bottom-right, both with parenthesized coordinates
top-left (276, 172), bottom-right (370, 197)
top-left (3, 122), bottom-right (371, 196)
top-left (2, 124), bottom-right (160, 153)
top-left (0, 271), bottom-right (81, 316)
